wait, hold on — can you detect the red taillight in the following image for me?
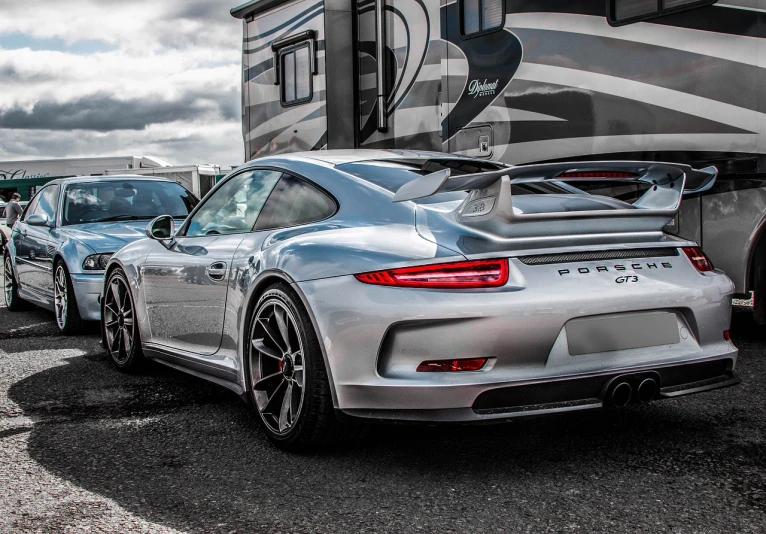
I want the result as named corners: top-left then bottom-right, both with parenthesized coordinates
top-left (557, 170), bottom-right (639, 179)
top-left (355, 259), bottom-right (509, 289)
top-left (681, 247), bottom-right (714, 272)
top-left (416, 358), bottom-right (488, 372)
top-left (723, 330), bottom-right (731, 341)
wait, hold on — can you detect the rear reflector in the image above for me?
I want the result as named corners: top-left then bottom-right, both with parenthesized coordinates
top-left (723, 330), bottom-right (731, 341)
top-left (355, 259), bottom-right (509, 289)
top-left (557, 170), bottom-right (640, 179)
top-left (681, 247), bottom-right (714, 272)
top-left (416, 358), bottom-right (488, 372)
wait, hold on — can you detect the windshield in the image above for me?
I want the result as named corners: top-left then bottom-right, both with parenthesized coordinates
top-left (62, 180), bottom-right (197, 226)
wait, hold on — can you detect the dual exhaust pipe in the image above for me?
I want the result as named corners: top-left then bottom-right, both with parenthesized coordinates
top-left (608, 374), bottom-right (659, 407)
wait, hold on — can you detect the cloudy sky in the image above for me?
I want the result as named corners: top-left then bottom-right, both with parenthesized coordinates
top-left (0, 0), bottom-right (245, 166)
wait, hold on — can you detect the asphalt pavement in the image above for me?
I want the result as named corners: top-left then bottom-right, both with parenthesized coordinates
top-left (0, 270), bottom-right (764, 533)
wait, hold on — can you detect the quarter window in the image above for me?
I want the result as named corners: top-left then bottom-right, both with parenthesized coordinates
top-left (255, 174), bottom-right (337, 231)
top-left (185, 170), bottom-right (282, 237)
top-left (609, 0), bottom-right (716, 25)
top-left (460, 0), bottom-right (504, 37)
top-left (280, 43), bottom-right (313, 107)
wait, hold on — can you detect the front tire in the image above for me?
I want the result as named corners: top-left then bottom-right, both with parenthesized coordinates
top-left (246, 283), bottom-right (353, 451)
top-left (4, 253), bottom-right (31, 311)
top-left (54, 261), bottom-right (85, 335)
top-left (103, 268), bottom-right (146, 372)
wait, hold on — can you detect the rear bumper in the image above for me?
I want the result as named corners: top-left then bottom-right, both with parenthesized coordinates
top-left (339, 354), bottom-right (739, 423)
top-left (70, 272), bottom-right (104, 321)
top-left (298, 257), bottom-right (737, 421)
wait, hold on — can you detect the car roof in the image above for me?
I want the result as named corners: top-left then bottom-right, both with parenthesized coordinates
top-left (266, 149), bottom-right (492, 166)
top-left (46, 174), bottom-right (173, 186)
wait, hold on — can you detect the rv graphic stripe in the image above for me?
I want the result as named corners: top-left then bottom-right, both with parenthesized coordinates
top-left (514, 28), bottom-right (764, 113)
top-left (243, 1), bottom-right (323, 42)
top-left (507, 0), bottom-right (765, 38)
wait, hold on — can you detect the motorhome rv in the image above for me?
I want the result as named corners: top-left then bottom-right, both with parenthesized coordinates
top-left (231, 0), bottom-right (766, 316)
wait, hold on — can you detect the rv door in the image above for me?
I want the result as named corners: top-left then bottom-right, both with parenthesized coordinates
top-left (357, 0), bottom-right (443, 151)
top-left (442, 0), bottom-right (520, 159)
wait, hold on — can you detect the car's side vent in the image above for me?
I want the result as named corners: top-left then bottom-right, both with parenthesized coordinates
top-left (518, 248), bottom-right (679, 266)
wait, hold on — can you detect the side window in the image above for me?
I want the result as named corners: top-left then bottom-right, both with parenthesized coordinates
top-left (255, 174), bottom-right (337, 231)
top-left (279, 43), bottom-right (313, 107)
top-left (22, 194), bottom-right (41, 221)
top-left (460, 0), bottom-right (504, 37)
top-left (36, 185), bottom-right (61, 220)
top-left (609, 0), bottom-right (716, 25)
top-left (25, 185), bottom-right (60, 221)
top-left (185, 170), bottom-right (282, 237)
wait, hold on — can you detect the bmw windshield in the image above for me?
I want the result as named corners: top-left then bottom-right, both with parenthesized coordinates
top-left (62, 180), bottom-right (197, 226)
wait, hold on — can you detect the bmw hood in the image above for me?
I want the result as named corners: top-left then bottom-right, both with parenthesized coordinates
top-left (60, 221), bottom-right (150, 253)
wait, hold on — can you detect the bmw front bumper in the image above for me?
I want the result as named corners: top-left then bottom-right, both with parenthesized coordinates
top-left (70, 272), bottom-right (105, 321)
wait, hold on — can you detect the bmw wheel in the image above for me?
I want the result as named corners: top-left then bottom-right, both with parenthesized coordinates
top-left (54, 261), bottom-right (85, 335)
top-left (103, 268), bottom-right (146, 371)
top-left (4, 253), bottom-right (31, 311)
top-left (247, 283), bottom-right (355, 450)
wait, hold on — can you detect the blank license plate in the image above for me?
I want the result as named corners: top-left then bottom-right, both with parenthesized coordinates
top-left (566, 312), bottom-right (680, 356)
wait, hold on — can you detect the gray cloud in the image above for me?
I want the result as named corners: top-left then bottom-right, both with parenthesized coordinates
top-left (170, 0), bottom-right (231, 22)
top-left (0, 0), bottom-right (246, 165)
top-left (0, 88), bottom-right (239, 131)
top-left (0, 125), bottom-right (244, 166)
top-left (0, 64), bottom-right (52, 83)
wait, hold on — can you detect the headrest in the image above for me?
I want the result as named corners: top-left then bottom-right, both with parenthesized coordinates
top-left (115, 188), bottom-right (136, 198)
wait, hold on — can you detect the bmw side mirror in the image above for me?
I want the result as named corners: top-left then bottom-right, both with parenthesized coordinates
top-left (26, 214), bottom-right (51, 227)
top-left (146, 215), bottom-right (175, 242)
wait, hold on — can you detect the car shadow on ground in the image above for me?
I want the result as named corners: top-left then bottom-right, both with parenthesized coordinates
top-left (6, 309), bottom-right (766, 532)
top-left (0, 298), bottom-right (100, 343)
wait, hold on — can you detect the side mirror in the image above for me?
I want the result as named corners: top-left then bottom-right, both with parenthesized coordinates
top-left (26, 213), bottom-right (51, 227)
top-left (146, 215), bottom-right (175, 240)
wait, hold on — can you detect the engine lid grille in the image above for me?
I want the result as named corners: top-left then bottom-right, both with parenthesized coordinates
top-left (518, 247), bottom-right (679, 266)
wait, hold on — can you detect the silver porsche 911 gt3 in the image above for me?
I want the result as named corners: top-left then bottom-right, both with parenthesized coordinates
top-left (102, 150), bottom-right (738, 450)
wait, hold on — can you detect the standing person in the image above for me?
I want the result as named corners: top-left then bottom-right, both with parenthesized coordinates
top-left (5, 193), bottom-right (23, 228)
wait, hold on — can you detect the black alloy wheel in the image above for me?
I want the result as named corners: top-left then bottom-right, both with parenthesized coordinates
top-left (247, 283), bottom-right (354, 450)
top-left (103, 269), bottom-right (145, 371)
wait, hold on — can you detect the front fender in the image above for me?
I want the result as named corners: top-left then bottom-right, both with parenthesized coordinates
top-left (54, 237), bottom-right (97, 274)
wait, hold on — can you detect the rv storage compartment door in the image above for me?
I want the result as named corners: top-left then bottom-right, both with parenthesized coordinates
top-left (456, 125), bottom-right (493, 158)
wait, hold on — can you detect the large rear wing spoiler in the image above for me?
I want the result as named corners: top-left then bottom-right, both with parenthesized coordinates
top-left (393, 160), bottom-right (717, 238)
top-left (393, 161), bottom-right (717, 207)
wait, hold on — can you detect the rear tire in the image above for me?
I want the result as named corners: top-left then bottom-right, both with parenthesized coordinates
top-left (54, 261), bottom-right (85, 335)
top-left (103, 268), bottom-right (146, 372)
top-left (4, 253), bottom-right (31, 311)
top-left (246, 283), bottom-right (357, 451)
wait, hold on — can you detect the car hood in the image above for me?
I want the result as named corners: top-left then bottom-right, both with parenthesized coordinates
top-left (60, 221), bottom-right (150, 253)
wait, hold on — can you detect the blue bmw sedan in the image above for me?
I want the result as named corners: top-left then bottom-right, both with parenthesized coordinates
top-left (3, 175), bottom-right (197, 334)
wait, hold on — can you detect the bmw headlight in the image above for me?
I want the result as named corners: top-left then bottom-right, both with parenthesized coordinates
top-left (83, 253), bottom-right (114, 271)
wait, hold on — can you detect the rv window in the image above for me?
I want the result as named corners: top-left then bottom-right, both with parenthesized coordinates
top-left (460, 0), bottom-right (504, 37)
top-left (280, 43), bottom-right (313, 107)
top-left (614, 0), bottom-right (657, 20)
top-left (609, 0), bottom-right (716, 25)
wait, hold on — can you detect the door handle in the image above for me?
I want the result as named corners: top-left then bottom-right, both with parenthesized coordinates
top-left (206, 262), bottom-right (228, 281)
